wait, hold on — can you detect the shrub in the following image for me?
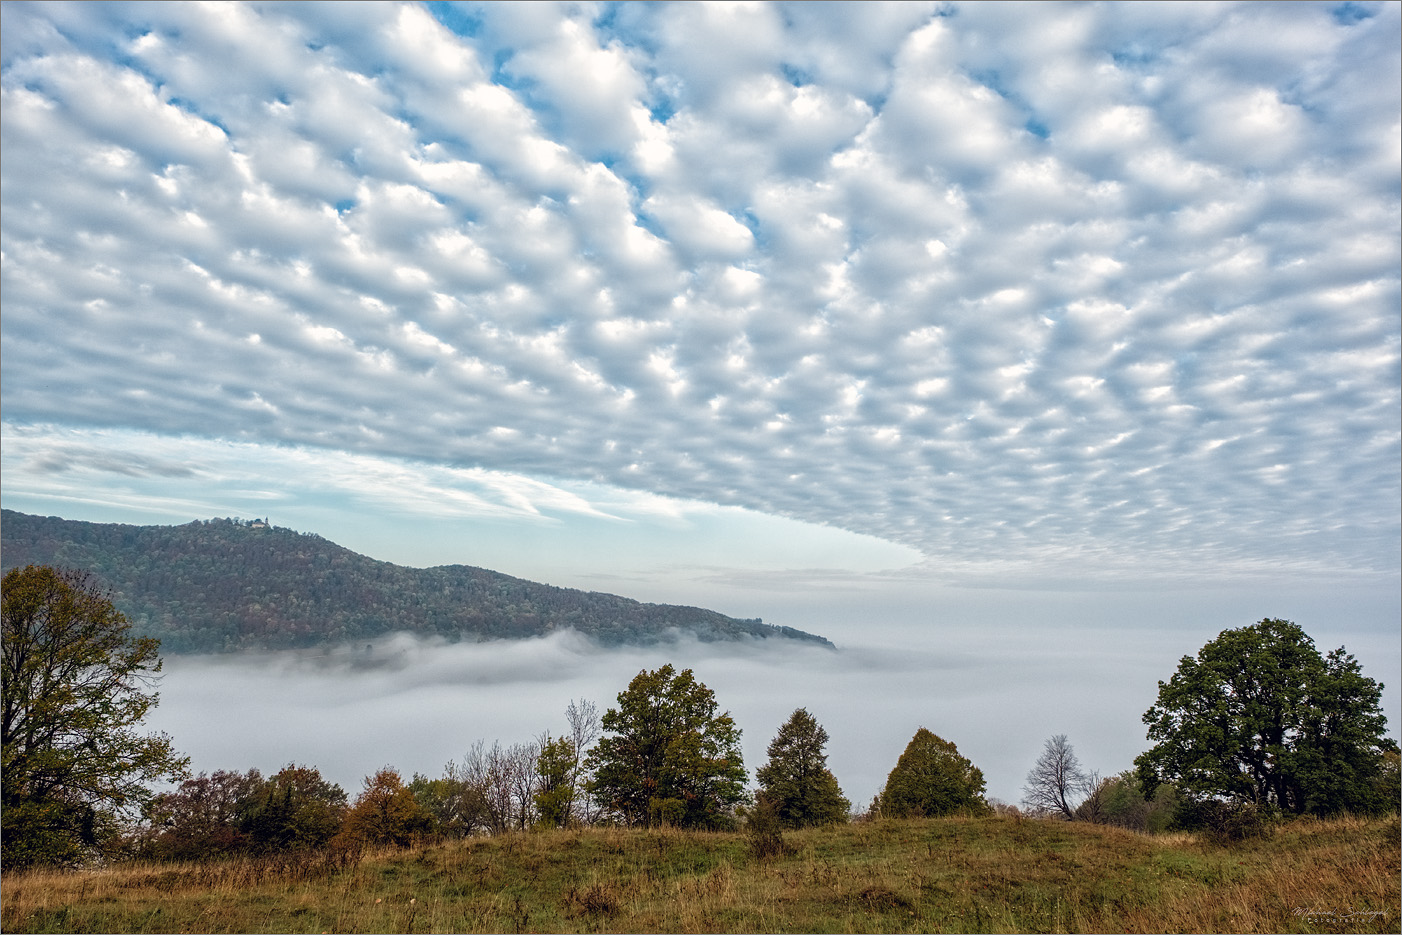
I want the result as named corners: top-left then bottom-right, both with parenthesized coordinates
top-left (746, 795), bottom-right (791, 860)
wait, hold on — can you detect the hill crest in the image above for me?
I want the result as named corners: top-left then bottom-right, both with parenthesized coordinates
top-left (0, 510), bottom-right (832, 653)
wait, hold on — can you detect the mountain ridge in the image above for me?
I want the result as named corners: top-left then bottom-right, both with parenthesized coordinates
top-left (0, 509), bottom-right (833, 653)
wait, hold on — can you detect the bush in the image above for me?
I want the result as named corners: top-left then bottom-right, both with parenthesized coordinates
top-left (1173, 799), bottom-right (1279, 845)
top-left (746, 796), bottom-right (791, 860)
top-left (1077, 771), bottom-right (1179, 833)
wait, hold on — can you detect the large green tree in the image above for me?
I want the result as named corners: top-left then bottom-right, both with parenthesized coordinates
top-left (2, 565), bottom-right (189, 867)
top-left (1135, 618), bottom-right (1396, 816)
top-left (585, 664), bottom-right (747, 828)
top-left (878, 728), bottom-right (989, 818)
top-left (755, 708), bottom-right (850, 827)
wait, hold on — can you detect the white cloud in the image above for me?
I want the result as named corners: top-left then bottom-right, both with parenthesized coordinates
top-left (1, 0), bottom-right (1397, 588)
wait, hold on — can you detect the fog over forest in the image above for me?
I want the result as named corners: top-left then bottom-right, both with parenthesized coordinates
top-left (145, 584), bottom-right (1400, 810)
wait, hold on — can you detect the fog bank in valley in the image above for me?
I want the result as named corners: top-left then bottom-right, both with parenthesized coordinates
top-left (145, 581), bottom-right (1402, 810)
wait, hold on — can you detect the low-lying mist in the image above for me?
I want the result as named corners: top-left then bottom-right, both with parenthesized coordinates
top-left (145, 624), bottom-right (1186, 809)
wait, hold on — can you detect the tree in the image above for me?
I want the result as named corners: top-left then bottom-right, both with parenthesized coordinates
top-left (1135, 618), bottom-right (1397, 817)
top-left (141, 768), bottom-right (264, 860)
top-left (564, 698), bottom-right (601, 824)
top-left (585, 664), bottom-right (747, 828)
top-left (1074, 770), bottom-right (1180, 833)
top-left (338, 767), bottom-right (427, 848)
top-left (505, 740), bottom-right (541, 830)
top-left (237, 764), bottom-right (347, 853)
top-left (878, 728), bottom-right (989, 818)
top-left (534, 734), bottom-right (578, 828)
top-left (755, 708), bottom-right (850, 827)
top-left (409, 768), bottom-right (490, 838)
top-left (1022, 734), bottom-right (1094, 820)
top-left (459, 739), bottom-right (516, 834)
top-left (1373, 750), bottom-right (1401, 813)
top-left (2, 565), bottom-right (189, 867)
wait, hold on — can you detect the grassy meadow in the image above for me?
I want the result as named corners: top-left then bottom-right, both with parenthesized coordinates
top-left (2, 814), bottom-right (1397, 934)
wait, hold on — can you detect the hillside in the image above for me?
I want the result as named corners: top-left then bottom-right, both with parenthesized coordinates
top-left (3, 816), bottom-right (1398, 933)
top-left (0, 510), bottom-right (831, 653)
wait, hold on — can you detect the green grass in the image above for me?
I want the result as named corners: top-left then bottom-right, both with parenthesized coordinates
top-left (3, 814), bottom-right (1397, 933)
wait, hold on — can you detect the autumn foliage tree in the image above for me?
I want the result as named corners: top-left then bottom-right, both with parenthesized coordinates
top-left (755, 708), bottom-right (850, 827)
top-left (337, 768), bottom-right (427, 848)
top-left (585, 665), bottom-right (747, 828)
top-left (141, 768), bottom-right (265, 860)
top-left (2, 565), bottom-right (189, 867)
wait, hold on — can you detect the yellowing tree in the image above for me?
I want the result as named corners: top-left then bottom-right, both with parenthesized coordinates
top-left (339, 767), bottom-right (426, 848)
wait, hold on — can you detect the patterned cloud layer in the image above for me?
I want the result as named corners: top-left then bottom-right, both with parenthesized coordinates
top-left (3, 1), bottom-right (1398, 577)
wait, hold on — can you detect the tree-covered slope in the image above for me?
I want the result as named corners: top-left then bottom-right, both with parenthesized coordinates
top-left (0, 510), bottom-right (831, 653)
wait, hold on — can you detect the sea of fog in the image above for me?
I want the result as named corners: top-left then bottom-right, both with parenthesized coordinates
top-left (134, 622), bottom-right (1347, 811)
top-left (145, 577), bottom-right (1402, 809)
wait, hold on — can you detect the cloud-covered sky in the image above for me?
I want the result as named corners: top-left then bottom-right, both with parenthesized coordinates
top-left (3, 2), bottom-right (1399, 800)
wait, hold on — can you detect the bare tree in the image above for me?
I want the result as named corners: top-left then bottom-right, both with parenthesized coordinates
top-left (565, 698), bottom-right (600, 824)
top-left (461, 740), bottom-right (515, 834)
top-left (1022, 734), bottom-right (1094, 820)
top-left (505, 740), bottom-right (541, 830)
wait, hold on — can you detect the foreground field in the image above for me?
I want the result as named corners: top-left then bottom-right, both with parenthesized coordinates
top-left (2, 814), bottom-right (1397, 934)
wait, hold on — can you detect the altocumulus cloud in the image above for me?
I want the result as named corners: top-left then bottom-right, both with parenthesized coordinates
top-left (1, 0), bottom-right (1399, 585)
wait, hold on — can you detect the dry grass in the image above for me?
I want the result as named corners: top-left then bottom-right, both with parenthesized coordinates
top-left (2, 814), bottom-right (1396, 933)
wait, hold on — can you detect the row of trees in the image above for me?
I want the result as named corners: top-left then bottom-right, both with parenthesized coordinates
top-left (133, 685), bottom-right (852, 860)
top-left (4, 565), bottom-right (1397, 868)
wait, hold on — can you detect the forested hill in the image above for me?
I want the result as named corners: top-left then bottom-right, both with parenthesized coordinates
top-left (0, 510), bottom-right (832, 654)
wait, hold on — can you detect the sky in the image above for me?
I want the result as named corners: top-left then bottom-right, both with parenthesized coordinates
top-left (1, 1), bottom-right (1399, 807)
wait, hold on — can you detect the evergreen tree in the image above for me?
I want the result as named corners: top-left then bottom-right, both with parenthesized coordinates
top-left (755, 708), bottom-right (850, 827)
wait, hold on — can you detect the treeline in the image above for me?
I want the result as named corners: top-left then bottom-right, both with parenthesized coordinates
top-left (0, 510), bottom-right (832, 652)
top-left (135, 664), bottom-right (1402, 865)
top-left (3, 565), bottom-right (1398, 871)
top-left (130, 689), bottom-right (906, 864)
